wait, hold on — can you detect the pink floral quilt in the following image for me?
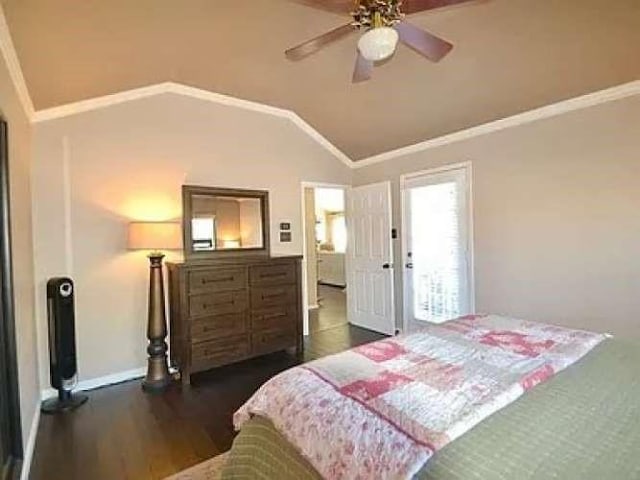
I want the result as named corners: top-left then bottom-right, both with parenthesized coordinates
top-left (234, 315), bottom-right (606, 479)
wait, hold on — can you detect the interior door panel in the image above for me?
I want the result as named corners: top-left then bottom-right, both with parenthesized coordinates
top-left (347, 182), bottom-right (395, 335)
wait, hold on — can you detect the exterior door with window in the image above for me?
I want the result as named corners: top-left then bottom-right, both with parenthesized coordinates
top-left (402, 165), bottom-right (473, 331)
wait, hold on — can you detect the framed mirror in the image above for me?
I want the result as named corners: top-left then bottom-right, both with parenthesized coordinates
top-left (182, 185), bottom-right (270, 259)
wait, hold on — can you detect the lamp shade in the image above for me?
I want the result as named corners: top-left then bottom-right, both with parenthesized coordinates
top-left (128, 222), bottom-right (182, 251)
top-left (357, 27), bottom-right (399, 62)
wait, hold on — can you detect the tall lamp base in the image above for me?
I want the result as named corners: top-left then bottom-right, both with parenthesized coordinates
top-left (142, 358), bottom-right (171, 393)
top-left (143, 252), bottom-right (172, 394)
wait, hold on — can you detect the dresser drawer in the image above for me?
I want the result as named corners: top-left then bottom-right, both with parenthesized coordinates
top-left (251, 286), bottom-right (297, 309)
top-left (250, 263), bottom-right (296, 286)
top-left (188, 268), bottom-right (246, 294)
top-left (251, 305), bottom-right (297, 332)
top-left (252, 329), bottom-right (297, 356)
top-left (189, 291), bottom-right (247, 317)
top-left (191, 312), bottom-right (248, 344)
top-left (191, 335), bottom-right (250, 370)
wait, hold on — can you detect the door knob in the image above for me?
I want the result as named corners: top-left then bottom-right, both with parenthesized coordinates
top-left (382, 263), bottom-right (392, 269)
top-left (405, 262), bottom-right (414, 269)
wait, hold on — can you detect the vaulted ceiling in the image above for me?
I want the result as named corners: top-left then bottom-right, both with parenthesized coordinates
top-left (3, 0), bottom-right (639, 159)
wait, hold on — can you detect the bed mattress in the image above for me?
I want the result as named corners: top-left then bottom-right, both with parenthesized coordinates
top-left (221, 338), bottom-right (640, 479)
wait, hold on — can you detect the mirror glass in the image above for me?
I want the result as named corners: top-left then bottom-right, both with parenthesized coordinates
top-left (191, 195), bottom-right (263, 251)
top-left (183, 186), bottom-right (269, 258)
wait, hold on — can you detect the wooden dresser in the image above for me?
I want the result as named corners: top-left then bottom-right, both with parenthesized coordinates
top-left (166, 255), bottom-right (303, 384)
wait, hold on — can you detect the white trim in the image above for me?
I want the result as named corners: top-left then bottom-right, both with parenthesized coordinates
top-left (400, 181), bottom-right (407, 335)
top-left (400, 160), bottom-right (473, 182)
top-left (467, 163), bottom-right (476, 316)
top-left (7, 61), bottom-right (637, 173)
top-left (33, 82), bottom-right (169, 122)
top-left (0, 1), bottom-right (637, 170)
top-left (20, 406), bottom-right (40, 480)
top-left (300, 181), bottom-right (350, 336)
top-left (29, 79), bottom-right (640, 170)
top-left (400, 162), bottom-right (474, 332)
top-left (0, 5), bottom-right (34, 118)
top-left (40, 366), bottom-right (146, 401)
top-left (30, 80), bottom-right (640, 169)
top-left (32, 82), bottom-right (354, 168)
top-left (354, 80), bottom-right (640, 168)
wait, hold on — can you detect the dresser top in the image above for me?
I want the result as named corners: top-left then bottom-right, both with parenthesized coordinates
top-left (166, 254), bottom-right (302, 269)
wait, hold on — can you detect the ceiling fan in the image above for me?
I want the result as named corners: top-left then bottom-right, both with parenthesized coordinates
top-left (285, 0), bottom-right (478, 82)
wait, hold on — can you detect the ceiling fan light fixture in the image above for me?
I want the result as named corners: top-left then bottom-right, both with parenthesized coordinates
top-left (357, 26), bottom-right (399, 62)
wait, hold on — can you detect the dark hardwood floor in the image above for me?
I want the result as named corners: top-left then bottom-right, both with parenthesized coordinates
top-left (29, 323), bottom-right (384, 480)
top-left (309, 284), bottom-right (347, 333)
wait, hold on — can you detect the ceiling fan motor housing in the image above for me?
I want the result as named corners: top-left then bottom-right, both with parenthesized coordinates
top-left (352, 0), bottom-right (404, 29)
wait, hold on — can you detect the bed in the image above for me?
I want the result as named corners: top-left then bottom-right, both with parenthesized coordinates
top-left (219, 315), bottom-right (640, 479)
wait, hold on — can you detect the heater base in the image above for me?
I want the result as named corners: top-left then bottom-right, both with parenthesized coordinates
top-left (41, 390), bottom-right (88, 415)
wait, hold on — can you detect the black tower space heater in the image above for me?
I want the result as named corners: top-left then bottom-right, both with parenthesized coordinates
top-left (41, 277), bottom-right (88, 414)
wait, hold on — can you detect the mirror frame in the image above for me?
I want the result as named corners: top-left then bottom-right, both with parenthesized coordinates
top-left (182, 185), bottom-right (270, 260)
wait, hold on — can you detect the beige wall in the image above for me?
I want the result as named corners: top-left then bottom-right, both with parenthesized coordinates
top-left (354, 95), bottom-right (640, 339)
top-left (239, 199), bottom-right (262, 248)
top-left (32, 93), bottom-right (352, 385)
top-left (0, 50), bottom-right (38, 448)
top-left (213, 199), bottom-right (240, 247)
top-left (192, 196), bottom-right (242, 247)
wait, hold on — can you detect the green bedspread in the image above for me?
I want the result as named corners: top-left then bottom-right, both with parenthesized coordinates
top-left (221, 339), bottom-right (640, 479)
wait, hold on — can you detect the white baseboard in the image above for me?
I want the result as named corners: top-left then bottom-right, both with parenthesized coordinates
top-left (40, 366), bottom-right (146, 401)
top-left (20, 405), bottom-right (41, 480)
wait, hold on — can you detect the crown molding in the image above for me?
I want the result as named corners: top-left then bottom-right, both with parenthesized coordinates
top-left (1, 0), bottom-right (636, 171)
top-left (32, 82), bottom-right (355, 168)
top-left (31, 79), bottom-right (639, 171)
top-left (0, 5), bottom-right (34, 119)
top-left (353, 80), bottom-right (640, 168)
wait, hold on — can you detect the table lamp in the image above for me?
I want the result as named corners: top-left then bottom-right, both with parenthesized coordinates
top-left (128, 221), bottom-right (182, 393)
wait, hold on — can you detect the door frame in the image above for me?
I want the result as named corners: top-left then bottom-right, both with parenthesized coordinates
top-left (0, 118), bottom-right (24, 479)
top-left (299, 181), bottom-right (351, 336)
top-left (400, 161), bottom-right (475, 333)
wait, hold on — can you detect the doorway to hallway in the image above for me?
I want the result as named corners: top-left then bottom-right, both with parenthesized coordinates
top-left (302, 185), bottom-right (349, 335)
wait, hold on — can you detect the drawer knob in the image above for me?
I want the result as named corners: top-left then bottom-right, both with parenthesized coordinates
top-left (262, 292), bottom-right (284, 300)
top-left (263, 312), bottom-right (287, 320)
top-left (201, 299), bottom-right (235, 310)
top-left (202, 276), bottom-right (233, 284)
top-left (261, 272), bottom-right (286, 278)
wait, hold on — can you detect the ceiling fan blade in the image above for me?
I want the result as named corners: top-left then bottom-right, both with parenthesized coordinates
top-left (402, 0), bottom-right (482, 15)
top-left (394, 21), bottom-right (453, 62)
top-left (287, 0), bottom-right (355, 15)
top-left (352, 51), bottom-right (373, 83)
top-left (285, 23), bottom-right (357, 61)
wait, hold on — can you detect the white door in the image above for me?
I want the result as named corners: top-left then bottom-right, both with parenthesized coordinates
top-left (402, 165), bottom-right (473, 331)
top-left (347, 182), bottom-right (395, 335)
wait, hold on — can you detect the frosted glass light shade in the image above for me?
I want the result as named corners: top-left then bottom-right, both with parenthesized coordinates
top-left (357, 27), bottom-right (399, 62)
top-left (128, 222), bottom-right (182, 251)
